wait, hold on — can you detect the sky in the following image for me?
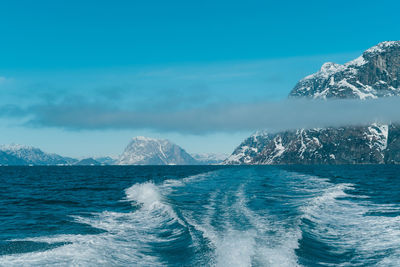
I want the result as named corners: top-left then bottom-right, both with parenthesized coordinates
top-left (0, 0), bottom-right (399, 158)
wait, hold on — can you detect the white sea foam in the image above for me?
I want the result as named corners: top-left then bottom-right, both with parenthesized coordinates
top-left (184, 184), bottom-right (301, 267)
top-left (0, 181), bottom-right (189, 266)
top-left (0, 233), bottom-right (161, 266)
top-left (160, 172), bottom-right (212, 195)
top-left (125, 182), bottom-right (162, 208)
top-left (0, 173), bottom-right (212, 266)
top-left (234, 186), bottom-right (301, 267)
top-left (297, 175), bottom-right (400, 266)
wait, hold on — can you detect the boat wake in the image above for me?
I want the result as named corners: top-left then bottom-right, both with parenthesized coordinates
top-left (1, 168), bottom-right (400, 266)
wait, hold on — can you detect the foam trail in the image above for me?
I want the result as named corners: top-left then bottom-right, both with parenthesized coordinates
top-left (234, 186), bottom-right (301, 267)
top-left (0, 171), bottom-right (219, 267)
top-left (3, 168), bottom-right (399, 266)
top-left (298, 177), bottom-right (400, 266)
top-left (0, 181), bottom-right (190, 266)
top-left (184, 183), bottom-right (301, 267)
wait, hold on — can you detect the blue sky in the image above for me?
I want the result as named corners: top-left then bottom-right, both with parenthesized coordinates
top-left (0, 0), bottom-right (399, 157)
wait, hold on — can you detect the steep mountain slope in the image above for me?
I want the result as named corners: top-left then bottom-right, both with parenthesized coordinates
top-left (0, 144), bottom-right (77, 165)
top-left (290, 41), bottom-right (400, 99)
top-left (225, 41), bottom-right (400, 165)
top-left (118, 136), bottom-right (198, 165)
top-left (224, 131), bottom-right (273, 164)
top-left (0, 151), bottom-right (27, 165)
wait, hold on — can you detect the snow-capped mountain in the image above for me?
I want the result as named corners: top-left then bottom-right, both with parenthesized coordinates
top-left (118, 136), bottom-right (198, 165)
top-left (290, 41), bottom-right (400, 99)
top-left (225, 41), bottom-right (400, 165)
top-left (225, 124), bottom-right (393, 164)
top-left (224, 131), bottom-right (273, 164)
top-left (0, 144), bottom-right (77, 165)
top-left (191, 153), bottom-right (228, 165)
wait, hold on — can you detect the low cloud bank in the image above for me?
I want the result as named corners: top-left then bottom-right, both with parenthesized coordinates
top-left (2, 97), bottom-right (398, 134)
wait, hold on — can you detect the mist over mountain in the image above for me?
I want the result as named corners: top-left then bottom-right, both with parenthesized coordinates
top-left (225, 41), bottom-right (400, 165)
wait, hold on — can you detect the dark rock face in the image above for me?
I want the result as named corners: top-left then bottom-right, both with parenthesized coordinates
top-left (225, 124), bottom-right (396, 165)
top-left (385, 124), bottom-right (400, 164)
top-left (255, 125), bottom-right (390, 164)
top-left (225, 41), bottom-right (400, 165)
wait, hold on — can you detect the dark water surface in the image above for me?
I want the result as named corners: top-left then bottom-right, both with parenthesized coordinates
top-left (0, 165), bottom-right (399, 266)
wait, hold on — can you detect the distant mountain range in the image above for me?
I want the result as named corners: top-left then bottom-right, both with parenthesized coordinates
top-left (0, 139), bottom-right (226, 166)
top-left (191, 153), bottom-right (229, 165)
top-left (224, 41), bottom-right (400, 165)
top-left (0, 145), bottom-right (77, 166)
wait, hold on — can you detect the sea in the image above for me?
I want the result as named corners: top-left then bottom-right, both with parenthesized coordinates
top-left (0, 165), bottom-right (399, 266)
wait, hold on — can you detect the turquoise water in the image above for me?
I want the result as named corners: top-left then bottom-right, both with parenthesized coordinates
top-left (0, 165), bottom-right (399, 266)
